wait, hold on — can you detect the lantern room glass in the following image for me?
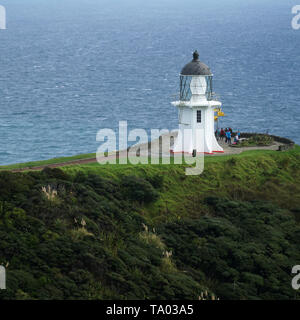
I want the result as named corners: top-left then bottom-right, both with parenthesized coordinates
top-left (180, 75), bottom-right (213, 101)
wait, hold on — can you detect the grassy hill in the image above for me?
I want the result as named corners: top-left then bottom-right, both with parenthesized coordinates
top-left (0, 147), bottom-right (300, 300)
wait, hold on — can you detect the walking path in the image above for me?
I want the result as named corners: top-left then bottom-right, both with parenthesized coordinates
top-left (211, 138), bottom-right (282, 156)
top-left (10, 132), bottom-right (285, 172)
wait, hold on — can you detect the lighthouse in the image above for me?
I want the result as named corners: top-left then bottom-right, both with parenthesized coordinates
top-left (171, 51), bottom-right (224, 154)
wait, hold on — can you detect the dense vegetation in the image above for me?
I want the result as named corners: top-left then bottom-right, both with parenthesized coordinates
top-left (0, 147), bottom-right (300, 300)
top-left (236, 134), bottom-right (274, 147)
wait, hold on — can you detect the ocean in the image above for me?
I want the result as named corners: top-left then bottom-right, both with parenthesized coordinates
top-left (0, 0), bottom-right (299, 164)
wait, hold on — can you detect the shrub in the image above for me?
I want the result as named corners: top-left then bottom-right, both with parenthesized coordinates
top-left (160, 198), bottom-right (300, 300)
top-left (42, 168), bottom-right (69, 181)
top-left (145, 174), bottom-right (164, 189)
top-left (237, 135), bottom-right (274, 147)
top-left (121, 175), bottom-right (159, 203)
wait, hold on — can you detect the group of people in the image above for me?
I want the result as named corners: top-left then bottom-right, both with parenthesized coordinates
top-left (215, 128), bottom-right (241, 145)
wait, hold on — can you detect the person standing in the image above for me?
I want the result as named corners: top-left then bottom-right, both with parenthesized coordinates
top-left (234, 134), bottom-right (239, 144)
top-left (226, 130), bottom-right (232, 145)
top-left (220, 128), bottom-right (225, 141)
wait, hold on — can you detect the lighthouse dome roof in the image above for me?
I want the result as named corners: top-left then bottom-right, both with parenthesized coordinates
top-left (181, 51), bottom-right (212, 76)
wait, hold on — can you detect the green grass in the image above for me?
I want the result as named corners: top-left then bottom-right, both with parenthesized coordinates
top-left (59, 145), bottom-right (300, 224)
top-left (0, 152), bottom-right (96, 171)
top-left (1, 145), bottom-right (298, 173)
top-left (60, 146), bottom-right (299, 174)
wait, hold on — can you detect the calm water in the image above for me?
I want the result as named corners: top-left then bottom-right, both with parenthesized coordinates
top-left (0, 0), bottom-right (299, 164)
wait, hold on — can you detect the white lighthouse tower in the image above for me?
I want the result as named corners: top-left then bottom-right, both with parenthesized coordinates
top-left (171, 51), bottom-right (223, 155)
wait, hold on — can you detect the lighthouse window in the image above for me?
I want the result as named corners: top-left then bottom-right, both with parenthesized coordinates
top-left (197, 110), bottom-right (202, 123)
